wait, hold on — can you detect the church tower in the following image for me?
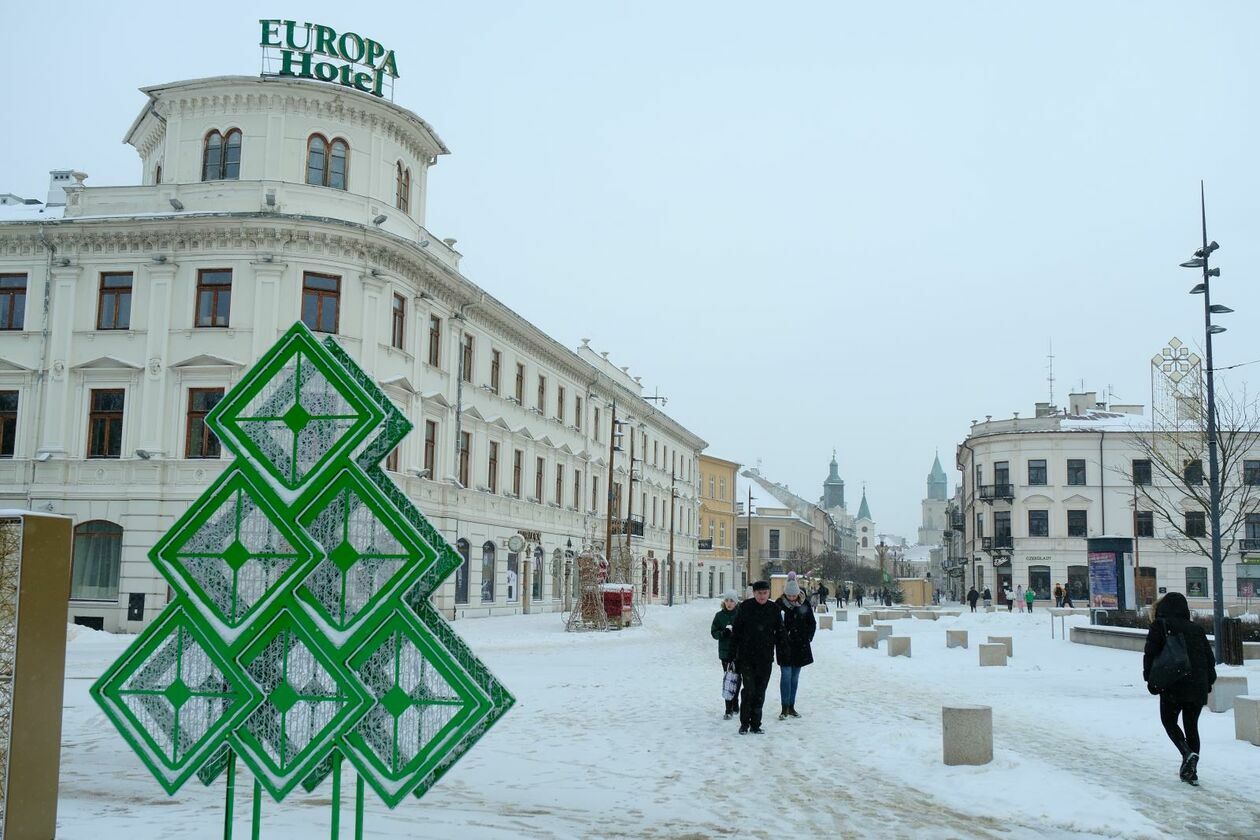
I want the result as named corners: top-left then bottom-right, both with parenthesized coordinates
top-left (927, 452), bottom-right (948, 501)
top-left (822, 450), bottom-right (845, 510)
top-left (918, 451), bottom-right (949, 545)
top-left (855, 485), bottom-right (876, 562)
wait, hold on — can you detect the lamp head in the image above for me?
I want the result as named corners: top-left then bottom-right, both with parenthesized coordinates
top-left (372, 214), bottom-right (388, 226)
top-left (169, 198), bottom-right (184, 211)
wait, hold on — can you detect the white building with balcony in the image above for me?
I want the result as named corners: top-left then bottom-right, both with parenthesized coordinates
top-left (0, 74), bottom-right (706, 631)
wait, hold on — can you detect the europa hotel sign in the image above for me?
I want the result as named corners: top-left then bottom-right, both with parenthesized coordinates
top-left (260, 20), bottom-right (399, 97)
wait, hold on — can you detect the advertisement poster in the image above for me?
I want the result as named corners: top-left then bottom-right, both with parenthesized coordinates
top-left (1088, 551), bottom-right (1118, 608)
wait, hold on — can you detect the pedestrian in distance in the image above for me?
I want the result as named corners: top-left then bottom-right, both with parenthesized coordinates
top-left (855, 585), bottom-right (864, 608)
top-left (775, 573), bottom-right (815, 720)
top-left (1015, 584), bottom-right (1025, 613)
top-left (731, 580), bottom-right (782, 734)
top-left (1003, 587), bottom-right (1013, 612)
top-left (1142, 592), bottom-right (1217, 785)
top-left (1054, 582), bottom-right (1065, 608)
top-left (1024, 586), bottom-right (1036, 613)
top-left (1063, 586), bottom-right (1075, 608)
top-left (816, 583), bottom-right (829, 613)
top-left (981, 587), bottom-right (992, 608)
top-left (711, 590), bottom-right (742, 720)
top-left (967, 586), bottom-right (979, 613)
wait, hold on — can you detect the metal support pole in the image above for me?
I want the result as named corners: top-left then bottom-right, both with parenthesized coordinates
top-left (1199, 182), bottom-right (1226, 662)
top-left (331, 752), bottom-right (342, 839)
top-left (668, 468), bottom-right (676, 606)
top-left (251, 779), bottom-right (262, 840)
top-left (355, 774), bottom-right (365, 840)
top-left (605, 400), bottom-right (617, 564)
top-left (224, 750), bottom-right (236, 840)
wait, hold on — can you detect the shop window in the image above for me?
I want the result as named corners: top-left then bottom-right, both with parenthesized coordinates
top-left (1028, 565), bottom-right (1051, 600)
top-left (454, 539), bottom-right (470, 604)
top-left (1186, 567), bottom-right (1208, 598)
top-left (505, 552), bottom-right (519, 603)
top-left (481, 541), bottom-right (496, 602)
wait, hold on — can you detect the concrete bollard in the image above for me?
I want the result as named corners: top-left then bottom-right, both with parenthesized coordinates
top-left (943, 705), bottom-right (993, 765)
top-left (979, 643), bottom-right (1007, 666)
top-left (946, 629), bottom-right (968, 649)
top-left (874, 624), bottom-right (893, 642)
top-left (888, 636), bottom-right (911, 658)
top-left (987, 635), bottom-right (1013, 658)
top-left (835, 610), bottom-right (848, 622)
top-left (911, 611), bottom-right (938, 621)
top-left (983, 605), bottom-right (995, 613)
top-left (818, 614), bottom-right (834, 631)
top-left (1244, 642), bottom-right (1260, 661)
top-left (1209, 676), bottom-right (1249, 713)
top-left (1234, 696), bottom-right (1260, 746)
top-left (858, 613), bottom-right (873, 628)
top-left (857, 629), bottom-right (879, 649)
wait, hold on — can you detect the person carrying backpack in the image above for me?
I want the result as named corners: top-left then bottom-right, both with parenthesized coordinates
top-left (1143, 592), bottom-right (1217, 785)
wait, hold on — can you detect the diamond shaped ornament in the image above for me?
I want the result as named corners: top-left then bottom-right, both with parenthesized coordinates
top-left (91, 605), bottom-right (263, 795)
top-left (206, 324), bottom-right (385, 492)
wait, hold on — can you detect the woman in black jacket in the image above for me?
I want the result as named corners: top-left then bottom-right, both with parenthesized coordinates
top-left (1142, 592), bottom-right (1217, 785)
top-left (775, 573), bottom-right (816, 720)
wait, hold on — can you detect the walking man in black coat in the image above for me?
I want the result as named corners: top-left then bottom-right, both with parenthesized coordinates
top-left (731, 579), bottom-right (781, 734)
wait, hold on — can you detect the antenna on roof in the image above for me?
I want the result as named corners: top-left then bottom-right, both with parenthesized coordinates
top-left (1047, 339), bottom-right (1055, 405)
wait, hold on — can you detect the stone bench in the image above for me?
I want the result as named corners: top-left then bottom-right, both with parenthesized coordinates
top-left (857, 629), bottom-right (879, 649)
top-left (938, 610), bottom-right (962, 618)
top-left (987, 635), bottom-right (1013, 658)
top-left (946, 629), bottom-right (968, 649)
top-left (911, 611), bottom-right (938, 621)
top-left (858, 613), bottom-right (873, 628)
top-left (1069, 625), bottom-right (1146, 652)
top-left (943, 705), bottom-right (992, 765)
top-left (1209, 675), bottom-right (1249, 713)
top-left (1235, 696), bottom-right (1260, 746)
top-left (818, 614), bottom-right (834, 631)
top-left (888, 636), bottom-right (911, 657)
top-left (874, 624), bottom-right (893, 642)
top-left (979, 643), bottom-right (1007, 666)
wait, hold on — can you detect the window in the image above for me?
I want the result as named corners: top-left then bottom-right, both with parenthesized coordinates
top-left (385, 448), bottom-right (399, 471)
top-left (1186, 567), bottom-right (1208, 598)
top-left (1027, 459), bottom-right (1047, 486)
top-left (391, 294), bottom-right (406, 349)
top-left (1132, 459), bottom-right (1152, 486)
top-left (427, 316), bottom-right (441, 367)
top-left (454, 539), bottom-right (470, 604)
top-left (87, 389), bottom-right (124, 458)
top-left (0, 391), bottom-right (16, 457)
top-left (1184, 459), bottom-right (1204, 486)
top-left (1029, 565), bottom-right (1051, 600)
top-left (1135, 510), bottom-right (1154, 538)
top-left (557, 386), bottom-right (566, 423)
top-left (975, 513), bottom-right (984, 538)
top-left (708, 520), bottom-right (715, 540)
top-left (1185, 511), bottom-right (1207, 538)
top-left (512, 449), bottom-right (523, 496)
top-left (506, 552), bottom-right (519, 603)
top-left (301, 272), bottom-right (340, 333)
top-left (555, 463), bottom-right (563, 505)
top-left (97, 272), bottom-right (132, 330)
top-left (306, 134), bottom-right (348, 189)
top-left (1067, 509), bottom-right (1088, 538)
top-left (487, 441), bottom-right (499, 493)
top-left (994, 511), bottom-right (1011, 545)
top-left (514, 363), bottom-right (525, 403)
top-left (573, 469), bottom-right (581, 509)
top-left (709, 476), bottom-right (716, 497)
top-left (535, 457), bottom-right (544, 501)
top-left (974, 464), bottom-right (982, 490)
top-left (994, 461), bottom-right (1010, 487)
top-left (193, 269), bottom-right (232, 328)
top-left (423, 420), bottom-right (437, 477)
top-left (1028, 509), bottom-right (1049, 537)
top-left (537, 375), bottom-right (546, 412)
top-left (458, 432), bottom-right (471, 486)
top-left (0, 274), bottom-right (26, 330)
top-left (490, 350), bottom-right (501, 395)
top-left (1244, 460), bottom-right (1260, 487)
top-left (593, 408), bottom-right (601, 441)
top-left (1067, 459), bottom-right (1086, 486)
top-left (719, 477), bottom-right (726, 500)
top-left (719, 521), bottom-right (726, 546)
top-left (395, 161), bottom-right (411, 214)
top-left (185, 388), bottom-right (224, 458)
top-left (575, 396), bottom-right (582, 430)
top-left (591, 475), bottom-right (600, 512)
top-left (71, 520), bottom-right (123, 600)
top-left (460, 333), bottom-right (473, 383)
top-left (202, 129), bottom-right (241, 181)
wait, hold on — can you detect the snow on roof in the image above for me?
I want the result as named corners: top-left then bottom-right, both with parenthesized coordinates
top-left (0, 202), bottom-right (64, 222)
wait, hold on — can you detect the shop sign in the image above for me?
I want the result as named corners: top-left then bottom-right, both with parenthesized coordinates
top-left (517, 529), bottom-right (542, 543)
top-left (261, 19), bottom-right (399, 98)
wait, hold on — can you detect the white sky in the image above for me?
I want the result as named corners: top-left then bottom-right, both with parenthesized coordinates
top-left (4, 1), bottom-right (1259, 537)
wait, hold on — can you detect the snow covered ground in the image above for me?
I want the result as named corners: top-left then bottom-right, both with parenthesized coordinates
top-left (57, 602), bottom-right (1260, 839)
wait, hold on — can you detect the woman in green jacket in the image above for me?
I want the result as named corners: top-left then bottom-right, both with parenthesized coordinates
top-left (711, 590), bottom-right (741, 719)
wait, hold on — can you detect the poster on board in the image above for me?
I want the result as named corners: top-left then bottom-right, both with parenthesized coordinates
top-left (1088, 551), bottom-right (1118, 608)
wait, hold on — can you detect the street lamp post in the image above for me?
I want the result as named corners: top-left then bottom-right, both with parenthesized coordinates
top-left (1179, 182), bottom-right (1232, 662)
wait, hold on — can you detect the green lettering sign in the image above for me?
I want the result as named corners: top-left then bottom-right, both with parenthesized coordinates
top-left (260, 19), bottom-right (400, 98)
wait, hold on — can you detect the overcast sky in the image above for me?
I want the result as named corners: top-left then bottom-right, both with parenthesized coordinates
top-left (5, 2), bottom-right (1259, 537)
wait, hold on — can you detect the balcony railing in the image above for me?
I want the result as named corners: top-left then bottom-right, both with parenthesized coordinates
top-left (757, 549), bottom-right (782, 561)
top-left (609, 514), bottom-right (645, 537)
top-left (1241, 538), bottom-right (1260, 554)
top-left (981, 536), bottom-right (1013, 552)
top-left (978, 484), bottom-right (1015, 502)
top-left (949, 512), bottom-right (966, 531)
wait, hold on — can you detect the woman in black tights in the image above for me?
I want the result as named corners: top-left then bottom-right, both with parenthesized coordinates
top-left (1142, 592), bottom-right (1217, 785)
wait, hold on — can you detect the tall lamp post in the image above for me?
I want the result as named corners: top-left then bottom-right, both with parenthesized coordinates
top-left (1178, 182), bottom-right (1233, 662)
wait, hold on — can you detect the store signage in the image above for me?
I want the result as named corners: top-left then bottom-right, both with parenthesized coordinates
top-left (260, 19), bottom-right (399, 97)
top-left (517, 529), bottom-right (542, 543)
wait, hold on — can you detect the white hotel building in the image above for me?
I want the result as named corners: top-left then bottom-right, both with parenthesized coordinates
top-left (0, 73), bottom-right (706, 632)
top-left (954, 391), bottom-right (1260, 610)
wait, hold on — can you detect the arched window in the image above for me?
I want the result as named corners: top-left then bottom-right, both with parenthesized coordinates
top-left (480, 541), bottom-right (496, 602)
top-left (202, 129), bottom-right (242, 181)
top-left (861, 536), bottom-right (868, 548)
top-left (71, 520), bottom-right (123, 600)
top-left (550, 548), bottom-right (561, 600)
top-left (535, 546), bottom-right (546, 601)
top-left (395, 161), bottom-right (411, 214)
top-left (306, 134), bottom-right (349, 190)
top-left (454, 539), bottom-right (470, 604)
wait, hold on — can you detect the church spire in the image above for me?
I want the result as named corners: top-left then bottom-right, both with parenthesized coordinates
top-left (857, 485), bottom-right (872, 520)
top-left (927, 450), bottom-right (948, 501)
top-left (822, 449), bottom-right (845, 509)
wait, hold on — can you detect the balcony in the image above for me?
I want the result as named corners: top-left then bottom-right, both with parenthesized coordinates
top-left (981, 536), bottom-right (1013, 565)
top-left (1241, 539), bottom-right (1260, 554)
top-left (757, 549), bottom-right (783, 561)
top-left (949, 512), bottom-right (966, 531)
top-left (978, 484), bottom-right (1015, 503)
top-left (609, 514), bottom-right (645, 537)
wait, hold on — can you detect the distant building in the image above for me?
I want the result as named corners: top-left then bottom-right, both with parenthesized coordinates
top-left (918, 452), bottom-right (948, 545)
top-left (699, 454), bottom-right (742, 595)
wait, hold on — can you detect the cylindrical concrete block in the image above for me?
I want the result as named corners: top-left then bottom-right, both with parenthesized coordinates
top-left (1209, 676), bottom-right (1249, 713)
top-left (946, 629), bottom-right (968, 649)
top-left (888, 636), bottom-right (911, 657)
top-left (857, 629), bottom-right (879, 649)
top-left (943, 705), bottom-right (993, 766)
top-left (987, 635), bottom-right (1013, 657)
top-left (858, 613), bottom-right (873, 627)
top-left (979, 643), bottom-right (1007, 666)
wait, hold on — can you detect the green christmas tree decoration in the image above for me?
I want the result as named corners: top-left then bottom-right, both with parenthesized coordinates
top-left (91, 322), bottom-right (514, 815)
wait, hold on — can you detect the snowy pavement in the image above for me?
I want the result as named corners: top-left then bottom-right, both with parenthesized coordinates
top-left (57, 602), bottom-right (1260, 839)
